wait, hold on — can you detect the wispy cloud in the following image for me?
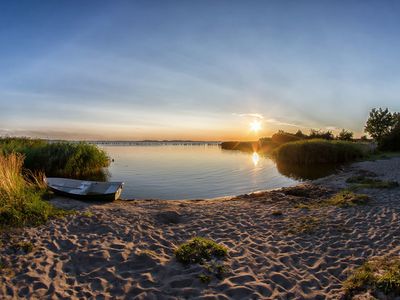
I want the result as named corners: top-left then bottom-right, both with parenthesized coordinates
top-left (264, 118), bottom-right (303, 128)
top-left (232, 113), bottom-right (264, 119)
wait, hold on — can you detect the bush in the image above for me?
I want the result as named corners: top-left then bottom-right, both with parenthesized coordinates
top-left (0, 153), bottom-right (69, 227)
top-left (273, 139), bottom-right (365, 165)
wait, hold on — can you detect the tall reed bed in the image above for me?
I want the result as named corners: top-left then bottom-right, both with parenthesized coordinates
top-left (0, 138), bottom-right (110, 180)
top-left (0, 153), bottom-right (67, 227)
top-left (273, 139), bottom-right (366, 165)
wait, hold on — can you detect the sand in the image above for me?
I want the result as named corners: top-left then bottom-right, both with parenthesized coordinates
top-left (1, 158), bottom-right (400, 299)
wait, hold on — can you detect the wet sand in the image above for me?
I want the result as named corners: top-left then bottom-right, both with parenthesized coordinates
top-left (1, 158), bottom-right (400, 299)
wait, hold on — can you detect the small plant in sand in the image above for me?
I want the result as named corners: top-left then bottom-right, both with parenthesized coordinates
top-left (11, 241), bottom-right (34, 253)
top-left (175, 237), bottom-right (228, 264)
top-left (295, 190), bottom-right (369, 209)
top-left (198, 274), bottom-right (212, 284)
top-left (271, 210), bottom-right (283, 216)
top-left (346, 175), bottom-right (399, 189)
top-left (175, 237), bottom-right (228, 283)
top-left (326, 190), bottom-right (369, 208)
top-left (344, 255), bottom-right (400, 298)
top-left (286, 216), bottom-right (321, 235)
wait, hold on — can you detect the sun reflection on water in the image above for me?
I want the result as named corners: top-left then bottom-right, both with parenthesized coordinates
top-left (252, 152), bottom-right (260, 166)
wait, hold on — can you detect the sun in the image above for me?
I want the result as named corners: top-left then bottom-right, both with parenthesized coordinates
top-left (250, 120), bottom-right (262, 132)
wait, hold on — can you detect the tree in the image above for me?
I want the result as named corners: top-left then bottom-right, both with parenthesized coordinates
top-left (337, 129), bottom-right (353, 141)
top-left (365, 108), bottom-right (396, 143)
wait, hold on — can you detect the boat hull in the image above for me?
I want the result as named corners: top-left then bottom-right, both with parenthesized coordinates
top-left (45, 177), bottom-right (124, 201)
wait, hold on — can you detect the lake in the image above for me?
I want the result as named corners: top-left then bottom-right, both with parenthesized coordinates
top-left (99, 143), bottom-right (303, 200)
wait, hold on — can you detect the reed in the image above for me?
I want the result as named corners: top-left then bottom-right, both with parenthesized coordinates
top-left (0, 138), bottom-right (110, 180)
top-left (273, 139), bottom-right (365, 165)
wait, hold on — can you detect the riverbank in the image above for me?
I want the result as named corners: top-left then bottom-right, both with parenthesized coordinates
top-left (1, 158), bottom-right (400, 299)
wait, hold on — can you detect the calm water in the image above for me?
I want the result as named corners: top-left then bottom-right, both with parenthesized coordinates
top-left (101, 144), bottom-right (300, 200)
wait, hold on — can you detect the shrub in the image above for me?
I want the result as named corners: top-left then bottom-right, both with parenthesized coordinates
top-left (273, 139), bottom-right (365, 165)
top-left (0, 153), bottom-right (69, 227)
top-left (175, 237), bottom-right (228, 264)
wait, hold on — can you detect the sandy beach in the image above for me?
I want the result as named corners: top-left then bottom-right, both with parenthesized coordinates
top-left (1, 158), bottom-right (400, 299)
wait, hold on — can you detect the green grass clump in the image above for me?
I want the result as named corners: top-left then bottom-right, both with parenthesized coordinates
top-left (12, 241), bottom-right (34, 253)
top-left (326, 190), bottom-right (369, 207)
top-left (346, 176), bottom-right (399, 189)
top-left (0, 153), bottom-right (70, 228)
top-left (344, 256), bottom-right (400, 298)
top-left (273, 139), bottom-right (365, 165)
top-left (175, 237), bottom-right (228, 264)
top-left (198, 274), bottom-right (212, 284)
top-left (0, 138), bottom-right (110, 180)
top-left (286, 216), bottom-right (321, 235)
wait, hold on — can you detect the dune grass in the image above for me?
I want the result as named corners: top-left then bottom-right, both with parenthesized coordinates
top-left (344, 256), bottom-right (400, 298)
top-left (175, 237), bottom-right (228, 264)
top-left (0, 153), bottom-right (69, 228)
top-left (0, 138), bottom-right (110, 180)
top-left (346, 175), bottom-right (399, 189)
top-left (273, 139), bottom-right (366, 165)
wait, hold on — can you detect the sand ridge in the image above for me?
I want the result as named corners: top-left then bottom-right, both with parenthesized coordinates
top-left (1, 158), bottom-right (400, 299)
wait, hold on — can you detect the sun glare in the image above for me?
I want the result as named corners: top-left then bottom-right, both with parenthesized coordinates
top-left (250, 120), bottom-right (262, 132)
top-left (252, 152), bottom-right (260, 166)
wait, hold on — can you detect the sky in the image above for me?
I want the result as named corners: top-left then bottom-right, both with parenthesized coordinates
top-left (1, 0), bottom-right (400, 141)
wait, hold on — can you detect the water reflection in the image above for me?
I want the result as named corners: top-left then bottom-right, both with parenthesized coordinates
top-left (252, 152), bottom-right (260, 166)
top-left (276, 161), bottom-right (339, 180)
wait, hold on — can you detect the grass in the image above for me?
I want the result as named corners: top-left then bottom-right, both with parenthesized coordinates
top-left (198, 274), bottom-right (212, 284)
top-left (273, 139), bottom-right (366, 165)
top-left (344, 256), bottom-right (400, 298)
top-left (294, 190), bottom-right (369, 209)
top-left (0, 153), bottom-right (70, 228)
top-left (0, 137), bottom-right (110, 180)
top-left (11, 241), bottom-right (34, 253)
top-left (175, 237), bottom-right (228, 264)
top-left (286, 216), bottom-right (321, 235)
top-left (346, 175), bottom-right (399, 189)
top-left (326, 190), bottom-right (369, 207)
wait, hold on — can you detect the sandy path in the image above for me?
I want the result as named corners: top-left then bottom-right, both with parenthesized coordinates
top-left (1, 158), bottom-right (400, 299)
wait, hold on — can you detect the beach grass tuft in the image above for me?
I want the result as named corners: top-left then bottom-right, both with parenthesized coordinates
top-left (326, 190), bottom-right (369, 207)
top-left (0, 153), bottom-right (71, 228)
top-left (12, 241), bottom-right (34, 253)
top-left (344, 256), bottom-right (400, 298)
top-left (175, 237), bottom-right (228, 264)
top-left (286, 216), bottom-right (321, 235)
top-left (346, 175), bottom-right (399, 189)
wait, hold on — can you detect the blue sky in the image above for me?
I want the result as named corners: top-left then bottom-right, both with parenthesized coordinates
top-left (1, 0), bottom-right (400, 140)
